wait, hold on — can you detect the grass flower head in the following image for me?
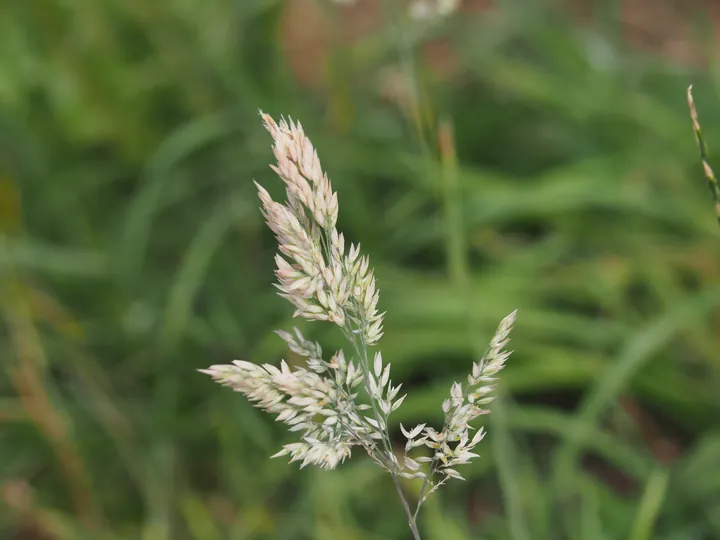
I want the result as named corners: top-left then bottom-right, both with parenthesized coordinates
top-left (201, 112), bottom-right (517, 539)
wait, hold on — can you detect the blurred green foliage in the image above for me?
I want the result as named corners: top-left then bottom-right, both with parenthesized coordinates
top-left (2, 1), bottom-right (720, 539)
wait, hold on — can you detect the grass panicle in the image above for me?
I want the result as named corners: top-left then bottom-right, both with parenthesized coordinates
top-left (201, 113), bottom-right (516, 539)
top-left (687, 85), bottom-right (720, 226)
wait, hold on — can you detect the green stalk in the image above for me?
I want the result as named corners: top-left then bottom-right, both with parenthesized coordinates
top-left (346, 329), bottom-right (422, 540)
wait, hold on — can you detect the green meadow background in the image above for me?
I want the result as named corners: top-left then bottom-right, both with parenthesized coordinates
top-left (2, 1), bottom-right (720, 539)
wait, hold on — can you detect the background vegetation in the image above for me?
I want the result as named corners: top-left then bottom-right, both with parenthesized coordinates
top-left (2, 1), bottom-right (720, 539)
